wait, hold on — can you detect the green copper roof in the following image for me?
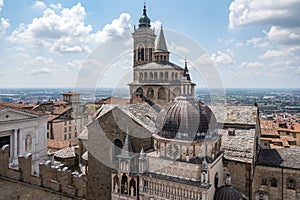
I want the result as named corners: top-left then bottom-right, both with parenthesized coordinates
top-left (139, 5), bottom-right (151, 27)
top-left (155, 26), bottom-right (169, 53)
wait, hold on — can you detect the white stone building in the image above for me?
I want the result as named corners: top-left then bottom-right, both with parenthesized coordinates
top-left (0, 102), bottom-right (48, 173)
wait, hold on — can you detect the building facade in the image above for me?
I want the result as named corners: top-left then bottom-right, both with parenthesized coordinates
top-left (252, 148), bottom-right (300, 200)
top-left (0, 102), bottom-right (48, 173)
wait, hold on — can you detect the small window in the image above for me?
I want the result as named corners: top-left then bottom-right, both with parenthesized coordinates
top-left (64, 134), bottom-right (67, 140)
top-left (69, 120), bottom-right (71, 125)
top-left (262, 178), bottom-right (267, 185)
top-left (271, 177), bottom-right (278, 187)
top-left (64, 127), bottom-right (67, 133)
top-left (175, 73), bottom-right (178, 80)
top-left (69, 126), bottom-right (71, 131)
top-left (69, 133), bottom-right (71, 139)
top-left (287, 178), bottom-right (296, 190)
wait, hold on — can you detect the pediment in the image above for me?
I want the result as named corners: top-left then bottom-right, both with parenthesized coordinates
top-left (0, 108), bottom-right (38, 122)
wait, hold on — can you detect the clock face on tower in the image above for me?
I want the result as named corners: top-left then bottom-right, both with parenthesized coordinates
top-left (167, 143), bottom-right (179, 159)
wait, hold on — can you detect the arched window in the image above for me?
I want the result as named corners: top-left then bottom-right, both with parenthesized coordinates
top-left (149, 48), bottom-right (153, 62)
top-left (271, 177), bottom-right (278, 187)
top-left (147, 88), bottom-right (154, 99)
top-left (175, 73), bottom-right (178, 80)
top-left (171, 72), bottom-right (174, 80)
top-left (140, 72), bottom-right (143, 81)
top-left (121, 174), bottom-right (128, 194)
top-left (149, 72), bottom-right (153, 80)
top-left (214, 172), bottom-right (219, 189)
top-left (165, 72), bottom-right (168, 80)
top-left (138, 48), bottom-right (145, 61)
top-left (287, 178), bottom-right (296, 189)
top-left (159, 72), bottom-right (164, 80)
top-left (113, 175), bottom-right (120, 193)
top-left (129, 178), bottom-right (137, 196)
top-left (158, 87), bottom-right (166, 100)
top-left (164, 56), bottom-right (167, 61)
top-left (144, 72), bottom-right (147, 81)
top-left (154, 72), bottom-right (158, 80)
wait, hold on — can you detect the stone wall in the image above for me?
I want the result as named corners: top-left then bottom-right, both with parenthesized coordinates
top-left (252, 165), bottom-right (300, 200)
top-left (87, 152), bottom-right (111, 200)
top-left (0, 145), bottom-right (86, 200)
top-left (84, 107), bottom-right (153, 200)
top-left (224, 160), bottom-right (251, 198)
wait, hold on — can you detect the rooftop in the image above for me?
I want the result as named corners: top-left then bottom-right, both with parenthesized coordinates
top-left (54, 146), bottom-right (76, 159)
top-left (135, 61), bottom-right (183, 70)
top-left (257, 148), bottom-right (300, 169)
top-left (0, 101), bottom-right (46, 117)
top-left (218, 128), bottom-right (255, 163)
top-left (47, 139), bottom-right (75, 150)
top-left (97, 103), bottom-right (157, 133)
top-left (209, 105), bottom-right (257, 125)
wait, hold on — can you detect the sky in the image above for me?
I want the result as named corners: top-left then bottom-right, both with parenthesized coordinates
top-left (0, 0), bottom-right (299, 88)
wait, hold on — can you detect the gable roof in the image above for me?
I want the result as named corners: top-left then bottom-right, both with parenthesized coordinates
top-left (97, 103), bottom-right (157, 133)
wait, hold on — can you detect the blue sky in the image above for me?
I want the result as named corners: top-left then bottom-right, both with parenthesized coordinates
top-left (0, 0), bottom-right (299, 88)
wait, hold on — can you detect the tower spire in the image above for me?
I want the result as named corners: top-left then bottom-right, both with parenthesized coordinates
top-left (183, 59), bottom-right (191, 81)
top-left (154, 26), bottom-right (170, 62)
top-left (155, 25), bottom-right (168, 53)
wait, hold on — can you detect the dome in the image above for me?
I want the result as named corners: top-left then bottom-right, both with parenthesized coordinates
top-left (139, 5), bottom-right (151, 27)
top-left (155, 96), bottom-right (216, 140)
top-left (214, 186), bottom-right (244, 200)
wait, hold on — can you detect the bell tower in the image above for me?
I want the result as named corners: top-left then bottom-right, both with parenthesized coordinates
top-left (132, 4), bottom-right (156, 66)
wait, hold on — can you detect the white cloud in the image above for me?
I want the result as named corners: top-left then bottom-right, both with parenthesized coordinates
top-left (90, 13), bottom-right (132, 43)
top-left (50, 3), bottom-right (62, 10)
top-left (66, 59), bottom-right (82, 76)
top-left (29, 67), bottom-right (52, 75)
top-left (246, 37), bottom-right (269, 48)
top-left (33, 1), bottom-right (46, 10)
top-left (195, 54), bottom-right (213, 65)
top-left (51, 37), bottom-right (91, 53)
top-left (31, 56), bottom-right (54, 65)
top-left (0, 18), bottom-right (10, 34)
top-left (150, 20), bottom-right (162, 31)
top-left (8, 3), bottom-right (133, 55)
top-left (241, 61), bottom-right (264, 68)
top-left (229, 0), bottom-right (300, 29)
top-left (211, 50), bottom-right (235, 66)
top-left (168, 42), bottom-right (189, 54)
top-left (259, 50), bottom-right (292, 59)
top-left (9, 3), bottom-right (92, 53)
top-left (266, 26), bottom-right (300, 46)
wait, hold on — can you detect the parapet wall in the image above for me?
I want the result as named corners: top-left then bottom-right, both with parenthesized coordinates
top-left (0, 145), bottom-right (86, 199)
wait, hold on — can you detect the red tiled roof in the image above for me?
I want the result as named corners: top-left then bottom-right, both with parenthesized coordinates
top-left (52, 106), bottom-right (72, 115)
top-left (0, 101), bottom-right (46, 116)
top-left (47, 139), bottom-right (76, 150)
